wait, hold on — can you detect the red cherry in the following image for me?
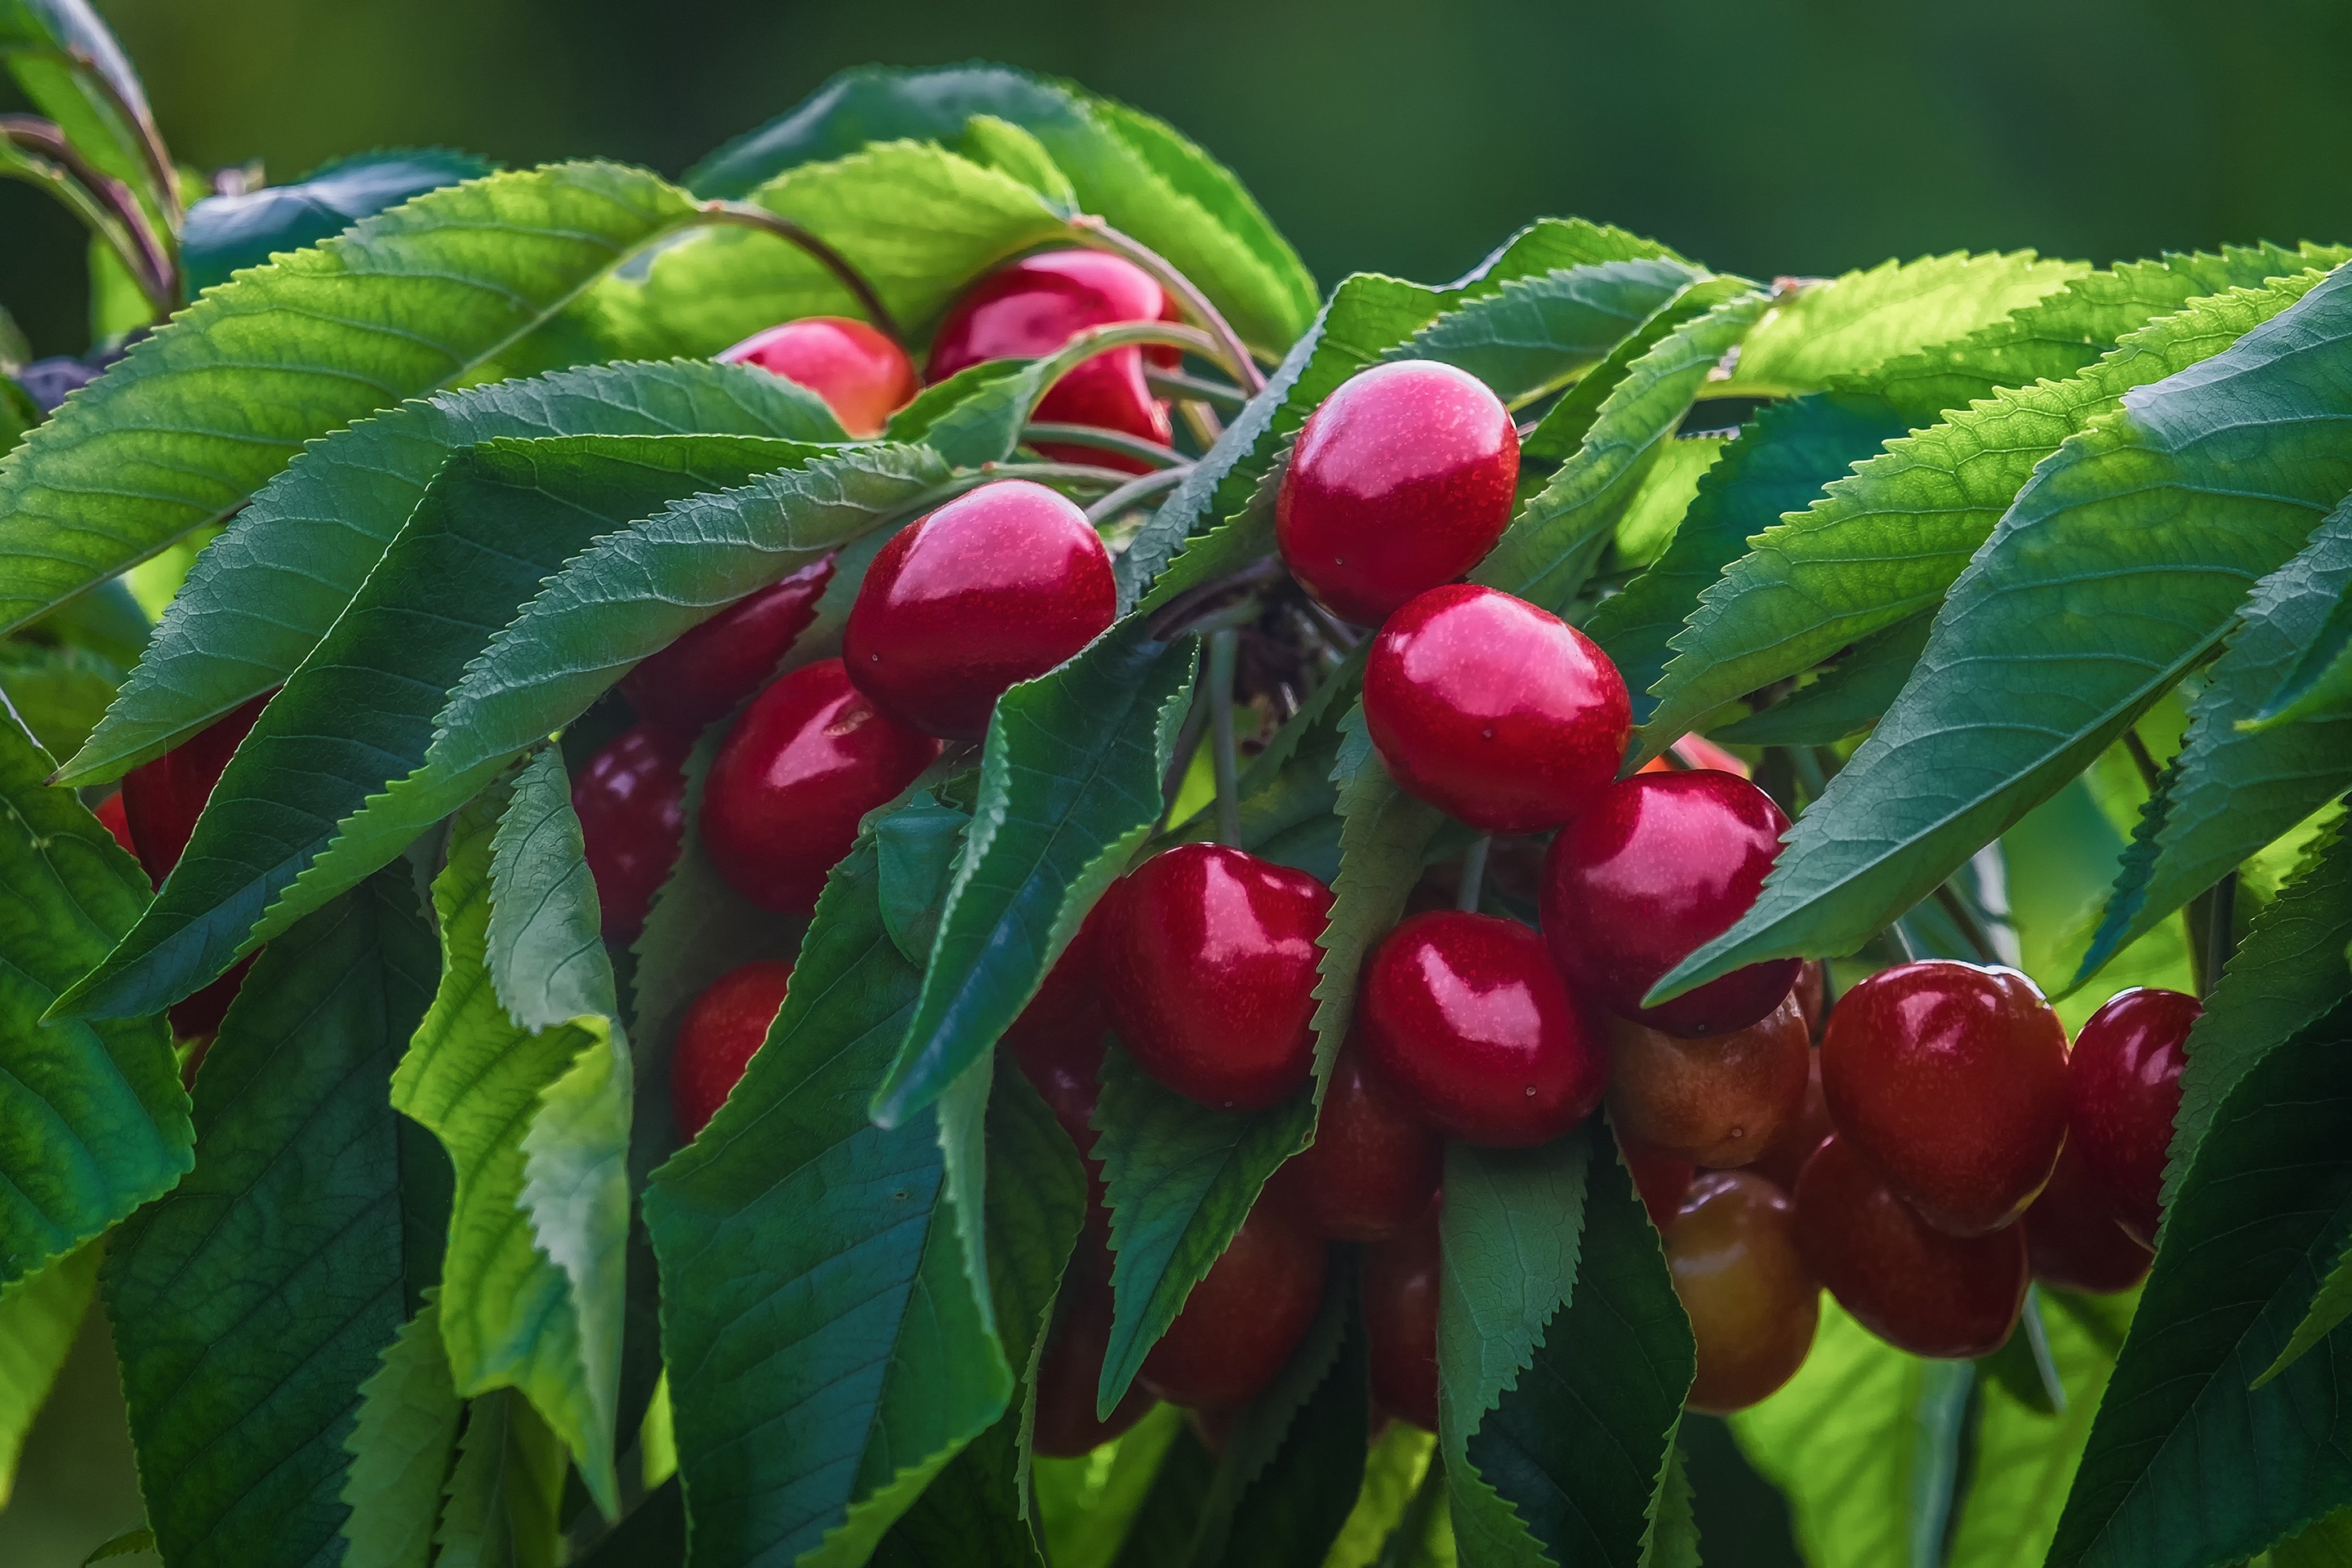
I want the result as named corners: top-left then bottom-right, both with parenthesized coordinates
top-left (1668, 1171), bottom-right (1819, 1414)
top-left (926, 251), bottom-right (1173, 472)
top-left (843, 480), bottom-right (1116, 741)
top-left (1746, 1046), bottom-right (1832, 1192)
top-left (169, 951), bottom-right (257, 1052)
top-left (1016, 1025), bottom-right (1110, 1241)
top-left (1361, 1200), bottom-right (1439, 1432)
top-left (1606, 992), bottom-right (1811, 1167)
top-left (1358, 910), bottom-right (1608, 1147)
top-left (1033, 1242), bottom-right (1156, 1457)
top-left (1272, 1047), bottom-right (1443, 1242)
top-left (1362, 585), bottom-right (1631, 833)
top-left (1138, 1197), bottom-right (1327, 1409)
top-left (572, 724), bottom-right (690, 942)
top-left (1539, 769), bottom-right (1799, 1038)
top-left (671, 959), bottom-right (792, 1139)
top-left (1820, 960), bottom-right (2068, 1237)
top-left (2025, 1139), bottom-right (2154, 1295)
top-left (1619, 1131), bottom-right (1696, 1232)
top-left (1102, 844), bottom-right (1330, 1111)
top-left (118, 689), bottom-right (275, 885)
top-left (700, 658), bottom-right (940, 915)
top-left (717, 316), bottom-right (916, 438)
top-left (617, 555), bottom-right (835, 735)
top-left (93, 791), bottom-right (138, 860)
top-left (2067, 986), bottom-right (2198, 1246)
top-left (1793, 1134), bottom-right (2028, 1359)
top-left (1000, 893), bottom-right (1116, 1079)
top-left (1274, 361), bottom-right (1519, 626)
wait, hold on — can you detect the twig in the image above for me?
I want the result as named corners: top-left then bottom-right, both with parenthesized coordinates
top-left (1458, 835), bottom-right (1493, 912)
top-left (1147, 367), bottom-right (1248, 410)
top-left (699, 199), bottom-right (902, 342)
top-left (1085, 465), bottom-right (1191, 526)
top-left (1024, 422), bottom-right (1186, 469)
top-left (1209, 628), bottom-right (1242, 848)
top-left (1933, 882), bottom-right (2000, 966)
top-left (1071, 215), bottom-right (1265, 393)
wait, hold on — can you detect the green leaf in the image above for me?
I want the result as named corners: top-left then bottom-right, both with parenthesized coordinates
top-left (434, 1388), bottom-right (566, 1568)
top-left (0, 161), bottom-right (714, 636)
top-left (2252, 605), bottom-right (2352, 730)
top-left (875, 790), bottom-right (969, 966)
top-left (2256, 1238), bottom-right (2352, 1388)
top-left (1035, 1402), bottom-right (1186, 1568)
top-left (643, 831), bottom-right (1009, 1567)
top-left (69, 359), bottom-right (840, 785)
top-left (1610, 433), bottom-right (1729, 570)
top-left (392, 782), bottom-right (627, 1516)
top-left (960, 114), bottom-right (1078, 210)
top-left (1322, 1425), bottom-right (1437, 1568)
top-left (0, 715), bottom-right (185, 1288)
top-left (2045, 997), bottom-right (2352, 1568)
top-left (103, 866), bottom-right (447, 1568)
top-left (341, 1293), bottom-right (464, 1568)
top-left (1711, 611), bottom-right (1935, 747)
top-left (0, 0), bottom-right (170, 230)
top-left (0, 1239), bottom-right (100, 1508)
top-left (1513, 275), bottom-right (1750, 468)
top-left (78, 1526), bottom-right (156, 1563)
top-left (1108, 1423), bottom-right (1221, 1568)
top-left (1655, 263), bottom-right (2352, 1001)
top-left (0, 641), bottom-right (118, 761)
top-left (1393, 256), bottom-right (1703, 405)
top-left (875, 626), bottom-right (1196, 1128)
top-left (2271, 1508), bottom-right (2352, 1567)
top-left (181, 148), bottom-right (499, 294)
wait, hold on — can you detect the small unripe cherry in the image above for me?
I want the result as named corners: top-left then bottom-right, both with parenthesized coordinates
top-left (1271, 1046), bottom-right (1443, 1243)
top-left (1794, 1134), bottom-right (2028, 1359)
top-left (1275, 360), bottom-right (1520, 626)
top-left (1102, 844), bottom-right (1331, 1111)
top-left (1619, 1131), bottom-right (1696, 1232)
top-left (617, 555), bottom-right (835, 734)
top-left (1362, 584), bottom-right (1631, 833)
top-left (1358, 910), bottom-right (1609, 1148)
top-left (1667, 1171), bottom-right (1820, 1414)
top-left (700, 658), bottom-right (941, 916)
top-left (1361, 1200), bottom-right (1440, 1432)
top-left (843, 479), bottom-right (1116, 740)
top-left (2067, 986), bottom-right (2198, 1246)
top-left (1820, 960), bottom-right (2069, 1236)
top-left (1539, 770), bottom-right (1799, 1038)
top-left (572, 723), bottom-right (690, 942)
top-left (1746, 1047), bottom-right (1832, 1192)
top-left (1138, 1197), bottom-right (1327, 1409)
top-left (1606, 992), bottom-right (1810, 1168)
top-left (672, 960), bottom-right (792, 1138)
top-left (2024, 1139), bottom-right (2153, 1295)
top-left (1033, 1241), bottom-right (1156, 1457)
top-left (718, 316), bottom-right (917, 437)
top-left (118, 688), bottom-right (274, 885)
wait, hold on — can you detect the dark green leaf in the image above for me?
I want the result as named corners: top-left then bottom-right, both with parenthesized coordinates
top-left (1035, 1403), bottom-right (1186, 1568)
top-left (1110, 1425), bottom-right (1220, 1568)
top-left (1516, 275), bottom-right (1753, 466)
top-left (340, 1293), bottom-right (463, 1568)
top-left (2272, 1508), bottom-right (2352, 1566)
top-left (0, 641), bottom-right (118, 760)
top-left (1395, 256), bottom-right (1701, 405)
top-left (434, 1388), bottom-right (566, 1568)
top-left (1712, 611), bottom-right (1934, 746)
top-left (0, 0), bottom-right (170, 229)
top-left (182, 149), bottom-right (499, 294)
top-left (875, 790), bottom-right (970, 967)
top-left (0, 1240), bottom-right (101, 1504)
top-left (2257, 1238), bottom-right (2352, 1388)
top-left (883, 359), bottom-right (1037, 469)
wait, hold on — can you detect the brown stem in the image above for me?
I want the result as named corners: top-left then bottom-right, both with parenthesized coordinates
top-left (1069, 215), bottom-right (1265, 394)
top-left (69, 47), bottom-right (182, 225)
top-left (2, 114), bottom-right (175, 314)
top-left (699, 200), bottom-right (902, 344)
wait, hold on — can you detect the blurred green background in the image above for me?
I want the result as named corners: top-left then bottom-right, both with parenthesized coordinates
top-left (0, 1), bottom-right (2345, 1561)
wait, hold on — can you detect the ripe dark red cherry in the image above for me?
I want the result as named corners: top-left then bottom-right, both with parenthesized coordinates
top-left (118, 688), bottom-right (274, 885)
top-left (1016, 1020), bottom-right (1110, 1241)
top-left (1619, 1133), bottom-right (1696, 1232)
top-left (2025, 1139), bottom-right (2154, 1294)
top-left (1539, 770), bottom-right (1799, 1039)
top-left (1606, 992), bottom-right (1811, 1168)
top-left (94, 792), bottom-right (137, 858)
top-left (617, 555), bottom-right (835, 734)
top-left (1362, 1200), bottom-right (1440, 1432)
top-left (700, 657), bottom-right (941, 915)
top-left (843, 479), bottom-right (1116, 740)
top-left (1272, 1047), bottom-right (1443, 1242)
top-left (572, 723), bottom-right (690, 942)
top-left (1667, 1171), bottom-right (1819, 1414)
top-left (1362, 585), bottom-right (1632, 833)
top-left (1747, 1047), bottom-right (1832, 1192)
top-left (2067, 986), bottom-right (2198, 1246)
top-left (672, 959), bottom-right (793, 1139)
top-left (1033, 1243), bottom-right (1156, 1457)
top-left (1102, 844), bottom-right (1331, 1111)
top-left (1358, 910), bottom-right (1609, 1147)
top-left (926, 251), bottom-right (1175, 471)
top-left (1138, 1197), bottom-right (1328, 1409)
top-left (1794, 1134), bottom-right (2028, 1359)
top-left (718, 316), bottom-right (916, 438)
top-left (1000, 893), bottom-right (1116, 1079)
top-left (1820, 960), bottom-right (2069, 1237)
top-left (1275, 361), bottom-right (1519, 626)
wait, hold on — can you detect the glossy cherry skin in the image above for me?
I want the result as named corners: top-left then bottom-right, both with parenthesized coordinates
top-left (1102, 844), bottom-right (1332, 1111)
top-left (1668, 1171), bottom-right (1820, 1414)
top-left (1272, 1046), bottom-right (1443, 1242)
top-left (1362, 1200), bottom-right (1440, 1431)
top-left (672, 960), bottom-right (793, 1139)
top-left (2068, 986), bottom-right (2198, 1246)
top-left (1359, 911), bottom-right (1608, 1147)
top-left (1619, 1131), bottom-right (1696, 1232)
top-left (572, 724), bottom-right (691, 942)
top-left (2025, 1139), bottom-right (2154, 1294)
top-left (1820, 960), bottom-right (2069, 1237)
top-left (1606, 992), bottom-right (1810, 1168)
top-left (1363, 585), bottom-right (1631, 834)
top-left (1276, 361), bottom-right (1520, 626)
top-left (700, 658), bottom-right (941, 915)
top-left (1539, 770), bottom-right (1799, 1039)
top-left (926, 251), bottom-right (1174, 472)
top-left (1033, 1241), bottom-right (1156, 1456)
top-left (1015, 1020), bottom-right (1111, 1241)
top-left (1001, 893), bottom-right (1116, 1079)
top-left (1138, 1197), bottom-right (1328, 1409)
top-left (718, 316), bottom-right (916, 437)
top-left (1747, 1047), bottom-right (1832, 1192)
top-left (1794, 1134), bottom-right (2028, 1359)
top-left (843, 480), bottom-right (1116, 740)
top-left (618, 555), bottom-right (835, 734)
top-left (118, 688), bottom-right (274, 886)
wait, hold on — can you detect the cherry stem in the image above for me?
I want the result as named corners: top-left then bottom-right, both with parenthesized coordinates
top-left (2120, 727), bottom-right (2163, 795)
top-left (1457, 835), bottom-right (1492, 913)
top-left (1070, 215), bottom-right (1267, 394)
top-left (699, 200), bottom-right (902, 343)
top-left (1024, 422), bottom-right (1187, 469)
top-left (1147, 367), bottom-right (1247, 410)
top-left (1176, 399), bottom-right (1225, 449)
top-left (1085, 465), bottom-right (1190, 527)
top-left (2191, 869), bottom-right (2238, 998)
top-left (1160, 693), bottom-right (1213, 817)
top-left (1884, 919), bottom-right (1918, 964)
top-left (71, 51), bottom-right (182, 225)
top-left (1208, 627), bottom-right (1242, 848)
top-left (1932, 882), bottom-right (1999, 966)
top-left (2, 114), bottom-right (176, 314)
top-left (979, 459), bottom-right (1140, 493)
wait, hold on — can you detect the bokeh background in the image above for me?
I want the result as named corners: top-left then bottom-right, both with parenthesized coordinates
top-left (2, 1), bottom-right (2346, 1561)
